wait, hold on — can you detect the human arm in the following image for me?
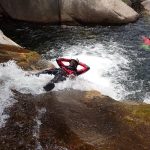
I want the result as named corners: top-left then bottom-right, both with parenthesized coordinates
top-left (56, 58), bottom-right (71, 68)
top-left (76, 62), bottom-right (90, 76)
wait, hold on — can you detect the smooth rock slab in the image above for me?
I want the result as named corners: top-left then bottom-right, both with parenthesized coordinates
top-left (61, 0), bottom-right (139, 25)
top-left (0, 0), bottom-right (139, 25)
top-left (0, 90), bottom-right (149, 149)
top-left (0, 0), bottom-right (60, 23)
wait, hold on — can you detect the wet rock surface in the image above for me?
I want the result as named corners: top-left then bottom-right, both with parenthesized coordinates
top-left (0, 43), bottom-right (54, 71)
top-left (0, 90), bottom-right (149, 150)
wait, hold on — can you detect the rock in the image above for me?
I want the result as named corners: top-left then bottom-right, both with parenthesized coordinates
top-left (61, 0), bottom-right (139, 25)
top-left (0, 0), bottom-right (139, 25)
top-left (0, 31), bottom-right (55, 70)
top-left (0, 44), bottom-right (55, 70)
top-left (0, 30), bottom-right (20, 46)
top-left (0, 0), bottom-right (60, 23)
top-left (0, 90), bottom-right (149, 149)
top-left (141, 0), bottom-right (150, 14)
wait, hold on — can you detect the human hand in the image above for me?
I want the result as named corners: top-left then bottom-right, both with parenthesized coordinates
top-left (69, 74), bottom-right (76, 80)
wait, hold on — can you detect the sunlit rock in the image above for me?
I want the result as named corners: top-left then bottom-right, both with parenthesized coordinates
top-left (61, 0), bottom-right (139, 25)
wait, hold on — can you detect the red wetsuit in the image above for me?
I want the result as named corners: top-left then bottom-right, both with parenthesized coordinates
top-left (56, 58), bottom-right (90, 76)
top-left (35, 58), bottom-right (90, 90)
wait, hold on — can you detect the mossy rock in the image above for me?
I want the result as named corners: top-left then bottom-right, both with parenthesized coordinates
top-left (0, 44), bottom-right (54, 70)
top-left (125, 104), bottom-right (150, 125)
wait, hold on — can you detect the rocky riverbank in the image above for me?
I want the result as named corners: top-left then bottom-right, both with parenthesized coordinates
top-left (0, 30), bottom-right (54, 70)
top-left (0, 0), bottom-right (139, 25)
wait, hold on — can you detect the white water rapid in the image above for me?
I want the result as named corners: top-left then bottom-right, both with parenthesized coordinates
top-left (0, 41), bottom-right (149, 128)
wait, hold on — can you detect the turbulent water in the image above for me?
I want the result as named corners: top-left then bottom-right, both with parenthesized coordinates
top-left (0, 16), bottom-right (150, 127)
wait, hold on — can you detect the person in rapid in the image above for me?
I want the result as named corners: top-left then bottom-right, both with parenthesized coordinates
top-left (36, 58), bottom-right (90, 91)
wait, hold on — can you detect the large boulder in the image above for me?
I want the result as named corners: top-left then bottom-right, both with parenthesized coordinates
top-left (61, 0), bottom-right (139, 25)
top-left (0, 44), bottom-right (39, 69)
top-left (141, 0), bottom-right (150, 14)
top-left (0, 90), bottom-right (149, 149)
top-left (0, 0), bottom-right (139, 25)
top-left (0, 0), bottom-right (60, 23)
top-left (0, 31), bottom-right (55, 70)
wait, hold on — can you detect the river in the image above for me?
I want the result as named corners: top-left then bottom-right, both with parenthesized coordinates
top-left (0, 16), bottom-right (150, 117)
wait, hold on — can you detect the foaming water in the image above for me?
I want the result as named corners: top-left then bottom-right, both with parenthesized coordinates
top-left (0, 60), bottom-right (94, 127)
top-left (143, 94), bottom-right (150, 104)
top-left (0, 61), bottom-right (54, 127)
top-left (51, 42), bottom-right (129, 100)
top-left (0, 41), bottom-right (149, 128)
